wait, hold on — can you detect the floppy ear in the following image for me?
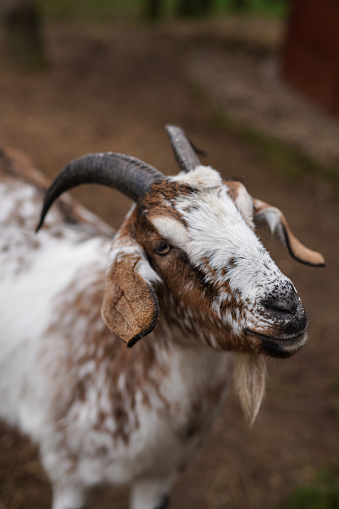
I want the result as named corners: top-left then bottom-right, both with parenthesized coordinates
top-left (101, 234), bottom-right (160, 348)
top-left (253, 198), bottom-right (325, 267)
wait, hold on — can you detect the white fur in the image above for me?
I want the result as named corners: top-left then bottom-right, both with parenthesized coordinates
top-left (0, 235), bottom-right (109, 435)
top-left (170, 172), bottom-right (289, 327)
top-left (171, 165), bottom-right (222, 188)
top-left (150, 216), bottom-right (189, 249)
top-left (226, 182), bottom-right (255, 228)
top-left (137, 257), bottom-right (162, 285)
top-left (0, 177), bottom-right (230, 509)
top-left (0, 154), bottom-right (308, 509)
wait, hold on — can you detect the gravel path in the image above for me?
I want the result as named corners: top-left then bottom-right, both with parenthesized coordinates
top-left (184, 18), bottom-right (339, 168)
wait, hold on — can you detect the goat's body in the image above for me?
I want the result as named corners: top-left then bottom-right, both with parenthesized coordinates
top-left (0, 126), bottom-right (323, 508)
top-left (0, 150), bottom-right (230, 508)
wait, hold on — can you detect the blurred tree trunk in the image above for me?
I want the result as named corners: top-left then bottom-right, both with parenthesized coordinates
top-left (144, 0), bottom-right (162, 19)
top-left (176, 0), bottom-right (214, 17)
top-left (1, 0), bottom-right (46, 68)
top-left (230, 0), bottom-right (248, 10)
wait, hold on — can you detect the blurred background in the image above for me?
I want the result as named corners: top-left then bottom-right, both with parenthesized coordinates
top-left (0, 0), bottom-right (338, 507)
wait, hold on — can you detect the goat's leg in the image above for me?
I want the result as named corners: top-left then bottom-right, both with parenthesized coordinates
top-left (130, 476), bottom-right (173, 509)
top-left (40, 436), bottom-right (88, 509)
top-left (51, 483), bottom-right (88, 509)
top-left (153, 494), bottom-right (170, 509)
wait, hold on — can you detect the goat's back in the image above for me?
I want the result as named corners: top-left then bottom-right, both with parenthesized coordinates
top-left (0, 148), bottom-right (113, 434)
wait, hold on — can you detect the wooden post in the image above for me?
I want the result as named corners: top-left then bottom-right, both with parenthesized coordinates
top-left (176, 0), bottom-right (214, 17)
top-left (144, 0), bottom-right (163, 19)
top-left (231, 0), bottom-right (248, 10)
top-left (2, 0), bottom-right (46, 68)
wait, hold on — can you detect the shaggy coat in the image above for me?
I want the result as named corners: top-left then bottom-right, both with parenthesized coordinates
top-left (0, 131), bottom-right (324, 509)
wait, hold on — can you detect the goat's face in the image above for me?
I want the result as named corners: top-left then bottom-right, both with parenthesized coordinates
top-left (103, 165), bottom-right (323, 358)
top-left (38, 125), bottom-right (324, 357)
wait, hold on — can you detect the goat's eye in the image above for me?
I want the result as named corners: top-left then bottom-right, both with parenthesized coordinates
top-left (155, 242), bottom-right (171, 256)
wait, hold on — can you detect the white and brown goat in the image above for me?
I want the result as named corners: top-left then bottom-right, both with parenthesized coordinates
top-left (0, 126), bottom-right (324, 509)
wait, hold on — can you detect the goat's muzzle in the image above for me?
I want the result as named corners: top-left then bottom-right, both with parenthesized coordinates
top-left (246, 287), bottom-right (308, 358)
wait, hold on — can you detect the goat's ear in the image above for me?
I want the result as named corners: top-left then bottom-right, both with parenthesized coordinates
top-left (101, 243), bottom-right (160, 348)
top-left (253, 198), bottom-right (325, 267)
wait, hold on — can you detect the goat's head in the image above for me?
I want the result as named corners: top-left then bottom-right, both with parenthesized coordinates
top-left (37, 126), bottom-right (324, 360)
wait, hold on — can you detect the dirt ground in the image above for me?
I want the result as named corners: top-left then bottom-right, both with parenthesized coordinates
top-left (0, 18), bottom-right (338, 509)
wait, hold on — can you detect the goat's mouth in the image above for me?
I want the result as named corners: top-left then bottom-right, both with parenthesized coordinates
top-left (245, 329), bottom-right (307, 359)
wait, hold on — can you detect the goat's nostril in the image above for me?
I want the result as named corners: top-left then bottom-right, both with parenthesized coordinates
top-left (263, 288), bottom-right (299, 315)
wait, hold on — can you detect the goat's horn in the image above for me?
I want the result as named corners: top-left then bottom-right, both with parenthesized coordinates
top-left (165, 125), bottom-right (202, 173)
top-left (36, 152), bottom-right (165, 232)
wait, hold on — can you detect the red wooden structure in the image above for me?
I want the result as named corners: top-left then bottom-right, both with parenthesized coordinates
top-left (281, 0), bottom-right (339, 119)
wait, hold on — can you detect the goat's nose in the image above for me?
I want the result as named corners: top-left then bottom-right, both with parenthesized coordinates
top-left (263, 285), bottom-right (299, 315)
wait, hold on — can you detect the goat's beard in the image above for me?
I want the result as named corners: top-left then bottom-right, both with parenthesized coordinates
top-left (233, 352), bottom-right (267, 426)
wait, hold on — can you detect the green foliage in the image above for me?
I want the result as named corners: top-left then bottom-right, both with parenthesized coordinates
top-left (215, 0), bottom-right (287, 17)
top-left (36, 0), bottom-right (139, 22)
top-left (36, 0), bottom-right (287, 22)
top-left (274, 461), bottom-right (339, 509)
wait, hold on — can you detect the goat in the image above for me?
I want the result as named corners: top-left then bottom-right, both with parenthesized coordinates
top-left (0, 126), bottom-right (324, 509)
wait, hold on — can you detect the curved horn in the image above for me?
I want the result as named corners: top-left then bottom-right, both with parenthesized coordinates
top-left (36, 152), bottom-right (165, 232)
top-left (165, 125), bottom-right (202, 173)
